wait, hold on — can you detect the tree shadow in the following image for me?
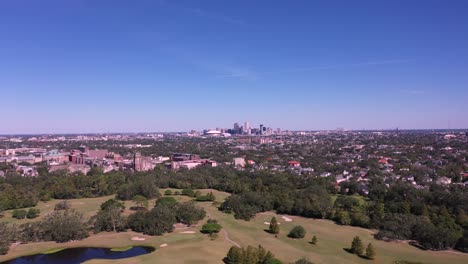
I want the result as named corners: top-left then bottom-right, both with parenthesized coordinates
top-left (342, 249), bottom-right (370, 259)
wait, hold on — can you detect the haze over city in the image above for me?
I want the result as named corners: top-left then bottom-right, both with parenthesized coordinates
top-left (1, 0), bottom-right (467, 134)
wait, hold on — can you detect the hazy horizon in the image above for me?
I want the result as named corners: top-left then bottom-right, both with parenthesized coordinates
top-left (1, 0), bottom-right (467, 134)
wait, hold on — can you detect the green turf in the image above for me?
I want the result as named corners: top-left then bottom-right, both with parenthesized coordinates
top-left (110, 246), bottom-right (133, 252)
top-left (41, 248), bottom-right (65, 254)
top-left (1, 189), bottom-right (467, 264)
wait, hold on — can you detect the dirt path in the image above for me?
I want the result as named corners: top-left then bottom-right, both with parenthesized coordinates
top-left (222, 230), bottom-right (240, 248)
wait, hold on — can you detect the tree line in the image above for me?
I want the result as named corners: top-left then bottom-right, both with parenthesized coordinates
top-left (1, 165), bottom-right (467, 252)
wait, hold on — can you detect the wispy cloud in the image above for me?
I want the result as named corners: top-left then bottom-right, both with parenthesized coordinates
top-left (183, 7), bottom-right (249, 27)
top-left (349, 59), bottom-right (415, 67)
top-left (216, 59), bottom-right (415, 79)
top-left (259, 59), bottom-right (415, 76)
top-left (401, 89), bottom-right (427, 95)
top-left (157, 1), bottom-right (252, 28)
top-left (216, 67), bottom-right (257, 80)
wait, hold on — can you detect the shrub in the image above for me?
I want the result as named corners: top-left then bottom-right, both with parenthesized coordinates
top-left (311, 235), bottom-right (318, 244)
top-left (195, 192), bottom-right (216, 202)
top-left (156, 197), bottom-right (177, 207)
top-left (181, 189), bottom-right (195, 197)
top-left (26, 208), bottom-right (40, 219)
top-left (288, 225), bottom-right (306, 239)
top-left (295, 258), bottom-right (313, 264)
top-left (54, 200), bottom-right (70, 211)
top-left (164, 190), bottom-right (173, 196)
top-left (12, 209), bottom-right (27, 219)
top-left (201, 222), bottom-right (222, 234)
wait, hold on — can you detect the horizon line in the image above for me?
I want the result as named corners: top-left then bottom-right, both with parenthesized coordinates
top-left (1, 128), bottom-right (467, 136)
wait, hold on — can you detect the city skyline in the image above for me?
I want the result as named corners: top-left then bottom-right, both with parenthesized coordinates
top-left (1, 0), bottom-right (468, 134)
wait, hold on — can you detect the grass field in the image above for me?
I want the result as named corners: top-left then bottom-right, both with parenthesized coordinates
top-left (0, 189), bottom-right (467, 264)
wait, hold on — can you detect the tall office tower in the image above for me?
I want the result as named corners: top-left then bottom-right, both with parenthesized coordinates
top-left (244, 122), bottom-right (250, 134)
top-left (277, 128), bottom-right (281, 134)
top-left (234, 123), bottom-right (240, 134)
top-left (259, 124), bottom-right (264, 135)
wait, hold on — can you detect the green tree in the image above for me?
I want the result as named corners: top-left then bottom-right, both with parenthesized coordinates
top-left (93, 199), bottom-right (126, 232)
top-left (225, 246), bottom-right (241, 263)
top-left (335, 210), bottom-right (351, 225)
top-left (351, 236), bottom-right (364, 255)
top-left (269, 217), bottom-right (280, 234)
top-left (0, 223), bottom-right (15, 255)
top-left (365, 243), bottom-right (376, 260)
top-left (42, 209), bottom-right (88, 242)
top-left (288, 225), bottom-right (306, 239)
top-left (176, 202), bottom-right (206, 225)
top-left (132, 195), bottom-right (148, 210)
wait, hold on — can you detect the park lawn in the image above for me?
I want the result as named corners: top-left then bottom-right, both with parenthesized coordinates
top-left (1, 189), bottom-right (468, 264)
top-left (0, 188), bottom-right (226, 224)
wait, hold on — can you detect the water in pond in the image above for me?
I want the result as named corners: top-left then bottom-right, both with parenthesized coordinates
top-left (0, 246), bottom-right (155, 264)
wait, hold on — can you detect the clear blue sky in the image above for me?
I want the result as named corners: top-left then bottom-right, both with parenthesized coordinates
top-left (1, 0), bottom-right (467, 133)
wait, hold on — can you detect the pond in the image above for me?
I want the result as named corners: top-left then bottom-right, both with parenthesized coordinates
top-left (0, 246), bottom-right (155, 264)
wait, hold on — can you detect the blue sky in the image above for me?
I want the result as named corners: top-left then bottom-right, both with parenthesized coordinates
top-left (1, 0), bottom-right (467, 133)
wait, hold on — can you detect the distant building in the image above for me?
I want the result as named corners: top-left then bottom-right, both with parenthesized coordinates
top-left (170, 159), bottom-right (217, 170)
top-left (288, 160), bottom-right (301, 167)
top-left (233, 157), bottom-right (246, 168)
top-left (172, 153), bottom-right (201, 161)
top-left (134, 152), bottom-right (157, 172)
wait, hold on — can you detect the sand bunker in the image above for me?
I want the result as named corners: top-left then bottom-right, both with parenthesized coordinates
top-left (264, 221), bottom-right (281, 225)
top-left (160, 244), bottom-right (168, 247)
top-left (180, 231), bottom-right (196, 234)
top-left (281, 216), bottom-right (293, 222)
top-left (131, 237), bottom-right (146, 241)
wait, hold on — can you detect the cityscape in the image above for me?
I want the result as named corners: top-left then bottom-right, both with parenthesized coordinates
top-left (1, 1), bottom-right (468, 264)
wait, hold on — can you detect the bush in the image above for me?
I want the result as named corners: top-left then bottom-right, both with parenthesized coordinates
top-left (311, 235), bottom-right (318, 244)
top-left (156, 197), bottom-right (177, 207)
top-left (181, 189), bottom-right (195, 197)
top-left (201, 222), bottom-right (222, 234)
top-left (12, 209), bottom-right (27, 219)
top-left (295, 258), bottom-right (314, 264)
top-left (54, 200), bottom-right (70, 211)
top-left (195, 192), bottom-right (216, 202)
top-left (164, 190), bottom-right (173, 196)
top-left (288, 225), bottom-right (306, 239)
top-left (26, 208), bottom-right (40, 219)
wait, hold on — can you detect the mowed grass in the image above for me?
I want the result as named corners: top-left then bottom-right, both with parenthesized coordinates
top-left (1, 189), bottom-right (467, 264)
